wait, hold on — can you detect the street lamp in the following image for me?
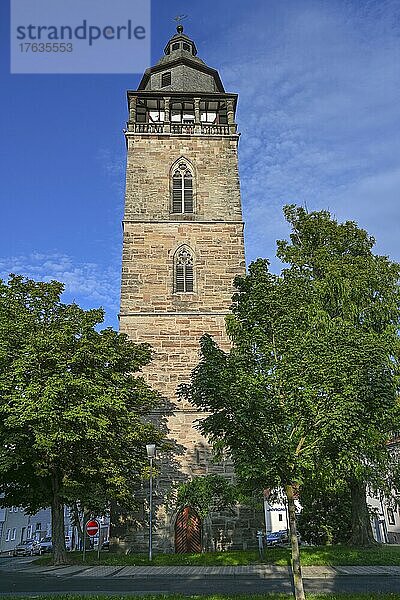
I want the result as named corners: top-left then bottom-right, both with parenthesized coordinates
top-left (146, 443), bottom-right (156, 561)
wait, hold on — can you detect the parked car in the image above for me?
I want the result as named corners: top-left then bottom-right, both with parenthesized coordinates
top-left (39, 536), bottom-right (53, 553)
top-left (13, 539), bottom-right (42, 556)
top-left (265, 530), bottom-right (289, 546)
top-left (265, 530), bottom-right (301, 546)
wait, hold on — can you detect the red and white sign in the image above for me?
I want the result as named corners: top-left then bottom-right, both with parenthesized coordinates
top-left (86, 519), bottom-right (99, 537)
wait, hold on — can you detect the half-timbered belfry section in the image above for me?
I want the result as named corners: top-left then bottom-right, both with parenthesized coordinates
top-left (118, 25), bottom-right (260, 552)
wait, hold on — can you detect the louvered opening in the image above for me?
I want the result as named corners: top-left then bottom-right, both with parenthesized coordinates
top-left (172, 165), bottom-right (194, 214)
top-left (185, 265), bottom-right (194, 292)
top-left (175, 265), bottom-right (185, 292)
top-left (183, 175), bottom-right (193, 213)
top-left (184, 191), bottom-right (193, 213)
top-left (172, 176), bottom-right (183, 213)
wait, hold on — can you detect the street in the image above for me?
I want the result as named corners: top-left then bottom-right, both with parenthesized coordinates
top-left (1, 557), bottom-right (400, 596)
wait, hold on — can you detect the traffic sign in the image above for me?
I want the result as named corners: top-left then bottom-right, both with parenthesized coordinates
top-left (86, 519), bottom-right (99, 537)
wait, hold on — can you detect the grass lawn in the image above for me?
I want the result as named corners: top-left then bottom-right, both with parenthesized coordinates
top-left (35, 545), bottom-right (400, 567)
top-left (2, 595), bottom-right (400, 600)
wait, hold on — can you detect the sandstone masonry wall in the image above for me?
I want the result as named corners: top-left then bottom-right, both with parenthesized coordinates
top-left (117, 131), bottom-right (262, 552)
top-left (124, 135), bottom-right (242, 221)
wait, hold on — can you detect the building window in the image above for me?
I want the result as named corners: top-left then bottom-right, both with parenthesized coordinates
top-left (278, 514), bottom-right (283, 522)
top-left (387, 508), bottom-right (396, 525)
top-left (136, 98), bottom-right (165, 123)
top-left (11, 528), bottom-right (17, 541)
top-left (171, 42), bottom-right (180, 50)
top-left (171, 100), bottom-right (195, 123)
top-left (5, 529), bottom-right (11, 542)
top-left (183, 42), bottom-right (191, 52)
top-left (161, 72), bottom-right (171, 87)
top-left (172, 162), bottom-right (193, 213)
top-left (27, 525), bottom-right (32, 538)
top-left (174, 246), bottom-right (194, 293)
top-left (200, 100), bottom-right (228, 124)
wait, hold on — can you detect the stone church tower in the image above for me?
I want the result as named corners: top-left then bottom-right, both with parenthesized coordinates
top-left (119, 26), bottom-right (258, 552)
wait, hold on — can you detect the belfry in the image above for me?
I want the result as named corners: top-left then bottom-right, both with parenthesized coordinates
top-left (118, 26), bottom-right (259, 552)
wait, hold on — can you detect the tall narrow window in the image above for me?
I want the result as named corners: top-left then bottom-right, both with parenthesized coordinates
top-left (175, 247), bottom-right (194, 293)
top-left (172, 162), bottom-right (193, 213)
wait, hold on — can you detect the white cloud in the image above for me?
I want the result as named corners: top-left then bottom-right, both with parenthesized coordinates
top-left (203, 0), bottom-right (400, 266)
top-left (0, 252), bottom-right (120, 323)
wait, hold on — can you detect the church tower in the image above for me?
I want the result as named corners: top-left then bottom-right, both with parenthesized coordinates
top-left (119, 26), bottom-right (255, 552)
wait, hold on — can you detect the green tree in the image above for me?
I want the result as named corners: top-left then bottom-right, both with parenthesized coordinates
top-left (176, 474), bottom-right (239, 551)
top-left (181, 261), bottom-right (320, 600)
top-left (297, 473), bottom-right (352, 545)
top-left (182, 207), bottom-right (400, 600)
top-left (0, 275), bottom-right (164, 564)
top-left (278, 205), bottom-right (400, 545)
top-left (176, 474), bottom-right (238, 519)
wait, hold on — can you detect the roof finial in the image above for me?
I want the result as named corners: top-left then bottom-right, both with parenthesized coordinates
top-left (173, 14), bottom-right (187, 34)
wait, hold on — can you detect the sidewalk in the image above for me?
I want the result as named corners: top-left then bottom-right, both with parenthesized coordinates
top-left (21, 563), bottom-right (400, 579)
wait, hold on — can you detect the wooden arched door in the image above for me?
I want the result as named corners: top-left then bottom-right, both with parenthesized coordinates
top-left (175, 506), bottom-right (202, 553)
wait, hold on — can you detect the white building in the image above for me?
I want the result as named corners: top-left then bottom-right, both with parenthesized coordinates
top-left (264, 500), bottom-right (289, 534)
top-left (0, 503), bottom-right (110, 554)
top-left (368, 492), bottom-right (400, 544)
top-left (0, 506), bottom-right (52, 554)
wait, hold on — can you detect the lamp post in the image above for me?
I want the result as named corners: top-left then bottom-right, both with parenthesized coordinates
top-left (146, 443), bottom-right (156, 561)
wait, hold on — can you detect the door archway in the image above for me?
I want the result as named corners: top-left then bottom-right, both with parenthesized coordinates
top-left (175, 506), bottom-right (202, 553)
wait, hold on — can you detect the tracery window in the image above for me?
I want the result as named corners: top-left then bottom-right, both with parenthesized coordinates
top-left (172, 162), bottom-right (193, 213)
top-left (174, 246), bottom-right (194, 293)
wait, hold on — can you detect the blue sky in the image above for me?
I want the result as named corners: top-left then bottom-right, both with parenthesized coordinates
top-left (1, 0), bottom-right (399, 329)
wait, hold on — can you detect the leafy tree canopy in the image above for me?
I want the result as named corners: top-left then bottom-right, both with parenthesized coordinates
top-left (181, 206), bottom-right (400, 599)
top-left (0, 275), bottom-right (165, 563)
top-left (176, 474), bottom-right (238, 519)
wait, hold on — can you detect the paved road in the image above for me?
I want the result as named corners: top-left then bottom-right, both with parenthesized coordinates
top-left (1, 557), bottom-right (400, 596)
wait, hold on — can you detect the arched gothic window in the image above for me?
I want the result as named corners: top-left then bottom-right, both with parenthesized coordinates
top-left (174, 246), bottom-right (194, 293)
top-left (172, 162), bottom-right (193, 213)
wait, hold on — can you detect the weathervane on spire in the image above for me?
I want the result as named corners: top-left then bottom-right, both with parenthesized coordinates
top-left (173, 14), bottom-right (187, 34)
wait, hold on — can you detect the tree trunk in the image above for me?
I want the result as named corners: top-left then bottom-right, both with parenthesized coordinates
top-left (286, 484), bottom-right (305, 600)
top-left (349, 479), bottom-right (376, 546)
top-left (51, 473), bottom-right (67, 565)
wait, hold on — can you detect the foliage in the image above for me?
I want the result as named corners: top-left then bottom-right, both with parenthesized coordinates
top-left (297, 475), bottom-right (352, 545)
top-left (180, 258), bottom-right (320, 599)
top-left (0, 275), bottom-right (165, 563)
top-left (180, 206), bottom-right (400, 598)
top-left (278, 205), bottom-right (400, 544)
top-left (176, 475), bottom-right (238, 518)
